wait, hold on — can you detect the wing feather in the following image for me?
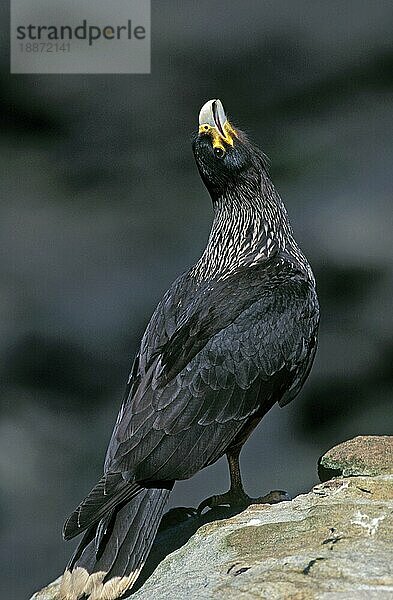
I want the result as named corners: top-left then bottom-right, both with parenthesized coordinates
top-left (104, 256), bottom-right (319, 484)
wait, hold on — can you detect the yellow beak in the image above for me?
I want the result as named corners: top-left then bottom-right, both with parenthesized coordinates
top-left (198, 99), bottom-right (237, 151)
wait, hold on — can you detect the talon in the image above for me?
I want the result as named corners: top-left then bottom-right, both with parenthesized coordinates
top-left (160, 506), bottom-right (198, 529)
top-left (197, 490), bottom-right (248, 515)
top-left (197, 495), bottom-right (218, 515)
top-left (197, 488), bottom-right (290, 515)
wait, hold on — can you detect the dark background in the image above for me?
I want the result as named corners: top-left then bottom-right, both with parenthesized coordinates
top-left (1, 2), bottom-right (392, 598)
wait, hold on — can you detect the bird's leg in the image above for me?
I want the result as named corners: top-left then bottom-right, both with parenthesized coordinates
top-left (225, 445), bottom-right (249, 503)
top-left (198, 446), bottom-right (290, 514)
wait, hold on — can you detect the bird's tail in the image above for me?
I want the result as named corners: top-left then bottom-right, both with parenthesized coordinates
top-left (59, 487), bottom-right (171, 600)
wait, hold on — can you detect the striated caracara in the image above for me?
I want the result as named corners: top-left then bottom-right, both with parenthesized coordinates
top-left (60, 99), bottom-right (319, 600)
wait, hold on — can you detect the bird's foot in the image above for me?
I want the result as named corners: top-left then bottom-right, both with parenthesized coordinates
top-left (160, 506), bottom-right (198, 530)
top-left (250, 489), bottom-right (291, 505)
top-left (197, 489), bottom-right (290, 515)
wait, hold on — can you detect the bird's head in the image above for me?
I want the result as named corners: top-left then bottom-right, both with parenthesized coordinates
top-left (192, 99), bottom-right (266, 197)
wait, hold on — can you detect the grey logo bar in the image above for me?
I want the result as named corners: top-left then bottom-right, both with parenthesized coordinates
top-left (11, 0), bottom-right (151, 74)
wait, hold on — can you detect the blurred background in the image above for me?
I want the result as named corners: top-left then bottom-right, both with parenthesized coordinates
top-left (1, 1), bottom-right (392, 598)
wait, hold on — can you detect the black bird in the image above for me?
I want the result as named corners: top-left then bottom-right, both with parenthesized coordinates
top-left (60, 99), bottom-right (319, 600)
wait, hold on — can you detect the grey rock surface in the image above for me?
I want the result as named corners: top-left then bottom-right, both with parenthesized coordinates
top-left (31, 437), bottom-right (393, 599)
top-left (318, 435), bottom-right (393, 481)
top-left (132, 474), bottom-right (393, 599)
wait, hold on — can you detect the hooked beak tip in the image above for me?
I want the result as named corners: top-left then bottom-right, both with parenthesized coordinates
top-left (198, 99), bottom-right (227, 134)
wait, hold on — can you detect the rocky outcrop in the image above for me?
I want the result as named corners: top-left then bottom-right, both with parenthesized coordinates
top-left (31, 436), bottom-right (393, 600)
top-left (318, 435), bottom-right (393, 481)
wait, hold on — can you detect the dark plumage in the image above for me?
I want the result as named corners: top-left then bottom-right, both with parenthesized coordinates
top-left (60, 99), bottom-right (319, 600)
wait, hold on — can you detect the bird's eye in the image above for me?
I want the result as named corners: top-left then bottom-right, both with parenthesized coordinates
top-left (214, 147), bottom-right (225, 159)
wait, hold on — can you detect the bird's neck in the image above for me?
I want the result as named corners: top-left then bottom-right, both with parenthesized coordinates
top-left (191, 173), bottom-right (312, 281)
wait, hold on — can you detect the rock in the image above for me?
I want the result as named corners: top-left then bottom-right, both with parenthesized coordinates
top-left (30, 577), bottom-right (62, 600)
top-left (318, 435), bottom-right (393, 481)
top-left (30, 436), bottom-right (393, 600)
top-left (131, 474), bottom-right (393, 599)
